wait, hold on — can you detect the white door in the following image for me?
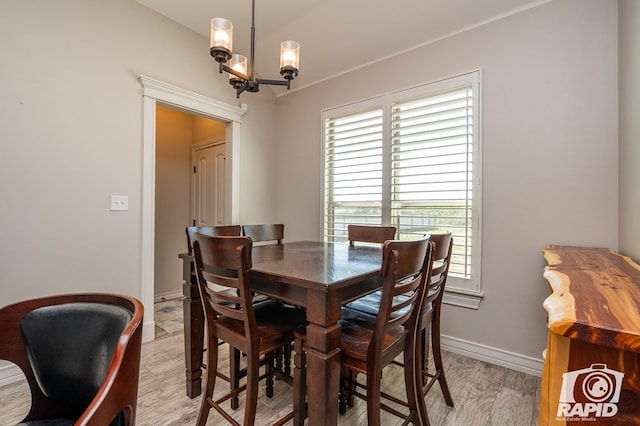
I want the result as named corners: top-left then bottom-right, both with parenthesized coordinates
top-left (192, 143), bottom-right (226, 226)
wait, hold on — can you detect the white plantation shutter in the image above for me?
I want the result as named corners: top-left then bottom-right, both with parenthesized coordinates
top-left (390, 82), bottom-right (474, 280)
top-left (322, 71), bottom-right (481, 298)
top-left (324, 106), bottom-right (384, 242)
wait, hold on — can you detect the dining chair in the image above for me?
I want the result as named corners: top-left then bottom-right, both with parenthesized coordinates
top-left (347, 224), bottom-right (396, 246)
top-left (418, 233), bottom-right (454, 406)
top-left (242, 224), bottom-right (285, 245)
top-left (345, 232), bottom-right (455, 421)
top-left (192, 234), bottom-right (307, 426)
top-left (241, 223), bottom-right (293, 374)
top-left (0, 293), bottom-right (144, 426)
top-left (187, 225), bottom-right (264, 409)
top-left (187, 225), bottom-right (289, 408)
top-left (293, 236), bottom-right (433, 426)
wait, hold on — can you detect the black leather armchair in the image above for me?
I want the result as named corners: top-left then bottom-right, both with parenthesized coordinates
top-left (0, 293), bottom-right (144, 426)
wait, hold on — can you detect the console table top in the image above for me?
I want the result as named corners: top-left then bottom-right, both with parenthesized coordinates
top-left (542, 244), bottom-right (640, 353)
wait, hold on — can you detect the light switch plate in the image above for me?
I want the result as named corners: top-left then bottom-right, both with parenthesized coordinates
top-left (110, 195), bottom-right (129, 211)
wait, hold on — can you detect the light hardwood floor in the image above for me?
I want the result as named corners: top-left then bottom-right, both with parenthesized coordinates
top-left (0, 298), bottom-right (541, 425)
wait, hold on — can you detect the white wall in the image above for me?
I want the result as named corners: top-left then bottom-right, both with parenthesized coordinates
top-left (0, 0), bottom-right (280, 308)
top-left (619, 0), bottom-right (640, 262)
top-left (274, 0), bottom-right (619, 368)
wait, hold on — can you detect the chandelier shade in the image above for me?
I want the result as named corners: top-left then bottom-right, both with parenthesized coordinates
top-left (209, 0), bottom-right (300, 97)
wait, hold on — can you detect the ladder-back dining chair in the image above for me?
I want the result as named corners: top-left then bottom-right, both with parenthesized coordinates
top-left (293, 236), bottom-right (433, 426)
top-left (241, 223), bottom-right (293, 375)
top-left (345, 232), bottom-right (455, 423)
top-left (187, 225), bottom-right (255, 409)
top-left (419, 233), bottom-right (454, 408)
top-left (192, 234), bottom-right (307, 426)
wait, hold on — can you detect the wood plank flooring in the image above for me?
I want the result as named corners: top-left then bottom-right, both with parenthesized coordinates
top-left (0, 298), bottom-right (541, 425)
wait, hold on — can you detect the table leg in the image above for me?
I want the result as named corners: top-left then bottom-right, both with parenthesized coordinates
top-left (181, 255), bottom-right (204, 399)
top-left (305, 290), bottom-right (342, 426)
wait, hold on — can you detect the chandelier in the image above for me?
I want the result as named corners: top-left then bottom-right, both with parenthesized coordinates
top-left (209, 0), bottom-right (300, 98)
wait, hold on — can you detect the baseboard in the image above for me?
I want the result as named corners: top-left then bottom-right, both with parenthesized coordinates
top-left (441, 334), bottom-right (544, 377)
top-left (154, 290), bottom-right (183, 303)
top-left (142, 319), bottom-right (156, 343)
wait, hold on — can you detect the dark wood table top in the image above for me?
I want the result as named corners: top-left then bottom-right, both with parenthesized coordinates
top-left (251, 240), bottom-right (383, 290)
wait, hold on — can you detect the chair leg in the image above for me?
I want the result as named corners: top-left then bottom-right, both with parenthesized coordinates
top-left (197, 336), bottom-right (219, 426)
top-left (293, 336), bottom-right (307, 425)
top-left (283, 342), bottom-right (292, 376)
top-left (244, 349), bottom-right (260, 426)
top-left (365, 365), bottom-right (382, 426)
top-left (431, 308), bottom-right (454, 406)
top-left (265, 351), bottom-right (275, 398)
top-left (230, 346), bottom-right (241, 410)
top-left (421, 326), bottom-right (429, 387)
top-left (408, 331), bottom-right (430, 426)
top-left (339, 368), bottom-right (357, 413)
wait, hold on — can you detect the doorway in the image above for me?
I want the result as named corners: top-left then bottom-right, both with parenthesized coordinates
top-left (139, 75), bottom-right (247, 341)
top-left (154, 105), bottom-right (227, 303)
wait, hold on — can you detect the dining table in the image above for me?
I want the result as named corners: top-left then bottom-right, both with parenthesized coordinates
top-left (179, 240), bottom-right (384, 426)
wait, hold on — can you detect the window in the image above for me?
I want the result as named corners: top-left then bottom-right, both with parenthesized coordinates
top-left (323, 71), bottom-right (482, 305)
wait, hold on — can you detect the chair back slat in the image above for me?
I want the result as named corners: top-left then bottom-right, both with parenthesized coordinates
top-left (186, 225), bottom-right (241, 255)
top-left (192, 235), bottom-right (257, 336)
top-left (242, 224), bottom-right (284, 244)
top-left (424, 233), bottom-right (453, 306)
top-left (348, 225), bottom-right (396, 246)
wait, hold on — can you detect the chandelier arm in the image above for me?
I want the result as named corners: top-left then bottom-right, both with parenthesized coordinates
top-left (220, 63), bottom-right (249, 81)
top-left (255, 78), bottom-right (291, 89)
top-left (249, 0), bottom-right (256, 81)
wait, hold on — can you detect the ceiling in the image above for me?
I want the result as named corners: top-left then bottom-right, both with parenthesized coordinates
top-left (136, 0), bottom-right (549, 95)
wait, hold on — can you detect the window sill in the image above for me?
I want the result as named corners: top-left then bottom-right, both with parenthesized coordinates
top-left (443, 288), bottom-right (484, 310)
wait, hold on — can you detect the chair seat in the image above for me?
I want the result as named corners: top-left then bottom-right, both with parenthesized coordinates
top-left (215, 301), bottom-right (306, 348)
top-left (338, 308), bottom-right (408, 364)
top-left (345, 292), bottom-right (416, 318)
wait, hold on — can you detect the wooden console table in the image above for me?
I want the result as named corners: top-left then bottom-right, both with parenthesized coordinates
top-left (541, 245), bottom-right (640, 425)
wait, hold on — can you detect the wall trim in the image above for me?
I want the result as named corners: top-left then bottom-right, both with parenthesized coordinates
top-left (154, 290), bottom-right (183, 303)
top-left (138, 75), bottom-right (246, 343)
top-left (441, 334), bottom-right (544, 377)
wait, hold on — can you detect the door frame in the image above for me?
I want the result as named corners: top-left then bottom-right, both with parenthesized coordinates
top-left (139, 75), bottom-right (247, 341)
